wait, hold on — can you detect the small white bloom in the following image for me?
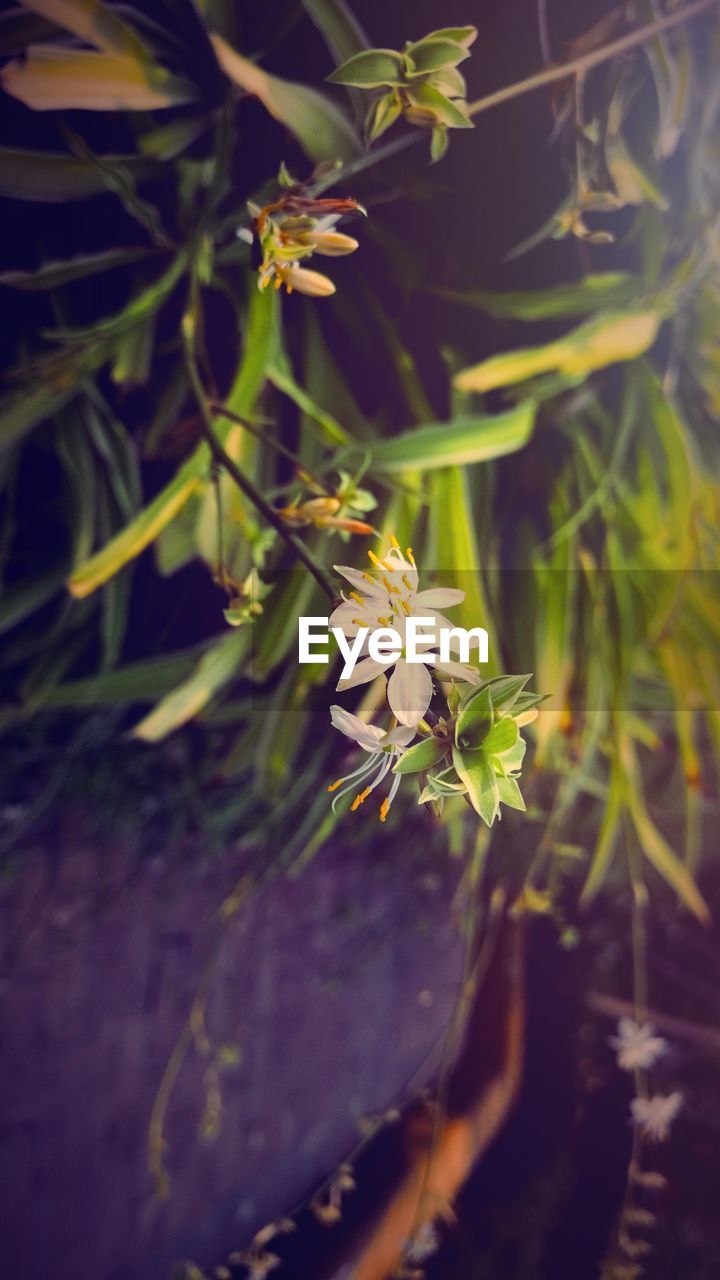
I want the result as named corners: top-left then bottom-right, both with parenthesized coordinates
top-left (328, 706), bottom-right (415, 821)
top-left (610, 1018), bottom-right (668, 1072)
top-left (331, 538), bottom-right (479, 726)
top-left (404, 1221), bottom-right (441, 1263)
top-left (630, 1091), bottom-right (683, 1142)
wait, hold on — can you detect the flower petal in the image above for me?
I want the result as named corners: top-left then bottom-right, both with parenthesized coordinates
top-left (336, 655), bottom-right (393, 692)
top-left (334, 566), bottom-right (386, 597)
top-left (330, 704), bottom-right (383, 750)
top-left (412, 588), bottom-right (465, 609)
top-left (387, 658), bottom-right (433, 726)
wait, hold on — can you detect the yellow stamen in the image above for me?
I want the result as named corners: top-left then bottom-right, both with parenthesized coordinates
top-left (389, 534), bottom-right (400, 549)
top-left (351, 617), bottom-right (365, 626)
top-left (402, 574), bottom-right (413, 591)
top-left (361, 572), bottom-right (375, 584)
top-left (273, 276), bottom-right (282, 290)
top-left (367, 550), bottom-right (384, 568)
top-left (348, 592), bottom-right (365, 606)
top-left (377, 616), bottom-right (391, 626)
top-left (406, 547), bottom-right (415, 566)
top-left (379, 798), bottom-right (390, 822)
top-left (400, 599), bottom-right (411, 615)
top-left (380, 575), bottom-right (393, 592)
top-left (327, 779), bottom-right (344, 793)
top-left (286, 283), bottom-right (293, 294)
top-left (351, 787), bottom-right (371, 811)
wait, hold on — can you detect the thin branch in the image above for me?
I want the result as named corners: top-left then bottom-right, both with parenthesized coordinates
top-left (181, 313), bottom-right (338, 602)
top-left (206, 398), bottom-right (332, 492)
top-left (313, 0), bottom-right (719, 194)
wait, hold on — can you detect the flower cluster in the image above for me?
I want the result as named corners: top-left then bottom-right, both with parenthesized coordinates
top-left (328, 26), bottom-right (477, 161)
top-left (245, 191), bottom-right (365, 296)
top-left (327, 538), bottom-right (541, 825)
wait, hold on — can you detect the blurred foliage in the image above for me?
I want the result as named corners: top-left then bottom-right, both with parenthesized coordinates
top-left (0, 0), bottom-right (719, 935)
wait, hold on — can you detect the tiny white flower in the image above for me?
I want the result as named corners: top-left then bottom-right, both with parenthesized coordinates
top-left (610, 1018), bottom-right (668, 1072)
top-left (328, 706), bottom-right (415, 822)
top-left (331, 538), bottom-right (479, 726)
top-left (630, 1091), bottom-right (683, 1142)
top-left (404, 1221), bottom-right (441, 1263)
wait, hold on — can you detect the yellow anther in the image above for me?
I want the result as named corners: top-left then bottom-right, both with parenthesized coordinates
top-left (402, 574), bottom-right (413, 591)
top-left (377, 616), bottom-right (391, 626)
top-left (379, 798), bottom-right (390, 822)
top-left (286, 284), bottom-right (293, 294)
top-left (327, 779), bottom-right (344, 793)
top-left (361, 572), bottom-right (375, 584)
top-left (351, 617), bottom-right (365, 626)
top-left (389, 534), bottom-right (400, 549)
top-left (351, 787), bottom-right (371, 811)
top-left (380, 575), bottom-right (393, 592)
top-left (400, 599), bottom-right (411, 615)
top-left (406, 547), bottom-right (415, 565)
top-left (273, 276), bottom-right (282, 290)
top-left (348, 592), bottom-right (365, 606)
top-left (368, 550), bottom-right (384, 569)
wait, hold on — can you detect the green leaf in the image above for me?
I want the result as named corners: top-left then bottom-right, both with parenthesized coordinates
top-left (301, 0), bottom-right (370, 65)
top-left (21, 0), bottom-right (152, 60)
top-left (0, 565), bottom-right (66, 638)
top-left (452, 745), bottom-right (500, 826)
top-left (482, 674), bottom-right (532, 715)
top-left (132, 628), bottom-right (250, 741)
top-left (404, 37), bottom-right (470, 75)
top-left (405, 81), bottom-right (472, 128)
top-left (1, 47), bottom-right (196, 112)
top-left (268, 356), bottom-right (349, 445)
top-left (370, 402), bottom-right (536, 472)
top-left (430, 124), bottom-right (449, 163)
top-left (437, 273), bottom-right (638, 320)
top-left (43, 253), bottom-right (186, 343)
top-left (111, 313), bottom-right (156, 387)
top-left (424, 26), bottom-right (477, 49)
top-left (455, 685), bottom-right (493, 749)
top-left (496, 775), bottom-right (527, 812)
top-left (0, 146), bottom-right (159, 202)
top-left (37, 645), bottom-right (211, 708)
top-left (482, 717), bottom-right (519, 755)
top-left (212, 34), bottom-right (360, 162)
top-left (68, 460), bottom-right (202, 599)
top-left (326, 47), bottom-right (405, 87)
top-left (137, 116), bottom-right (209, 160)
top-left (366, 89), bottom-right (402, 142)
top-left (393, 734), bottom-right (450, 774)
top-left (0, 246), bottom-right (153, 291)
top-left (454, 309), bottom-right (665, 394)
top-left (627, 787), bottom-right (710, 925)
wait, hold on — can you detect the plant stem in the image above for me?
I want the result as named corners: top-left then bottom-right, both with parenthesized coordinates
top-left (313, 0), bottom-right (718, 194)
top-left (206, 398), bottom-right (331, 492)
top-left (182, 311), bottom-right (338, 603)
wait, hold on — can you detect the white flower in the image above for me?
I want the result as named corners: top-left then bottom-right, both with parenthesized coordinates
top-left (331, 537), bottom-right (479, 726)
top-left (610, 1018), bottom-right (668, 1072)
top-left (404, 1221), bottom-right (441, 1263)
top-left (327, 706), bottom-right (415, 821)
top-left (630, 1092), bottom-right (683, 1142)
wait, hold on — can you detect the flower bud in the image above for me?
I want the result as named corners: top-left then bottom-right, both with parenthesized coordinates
top-left (303, 231), bottom-right (359, 256)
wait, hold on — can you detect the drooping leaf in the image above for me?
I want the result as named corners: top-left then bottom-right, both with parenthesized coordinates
top-left (20, 0), bottom-right (152, 60)
top-left (0, 146), bottom-right (159, 202)
top-left (1, 47), bottom-right (196, 112)
top-left (369, 402), bottom-right (536, 471)
top-left (437, 273), bottom-right (639, 320)
top-left (405, 81), bottom-right (473, 129)
top-left (132, 628), bottom-right (250, 741)
top-left (454, 310), bottom-right (665, 394)
top-left (211, 33), bottom-right (360, 162)
top-left (0, 245), bottom-right (153, 291)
